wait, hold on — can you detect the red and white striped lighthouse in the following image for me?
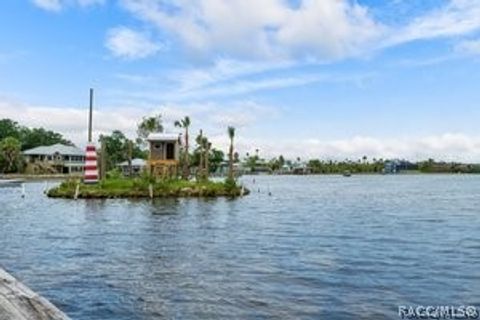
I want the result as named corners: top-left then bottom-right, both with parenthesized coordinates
top-left (84, 88), bottom-right (99, 184)
top-left (84, 143), bottom-right (98, 183)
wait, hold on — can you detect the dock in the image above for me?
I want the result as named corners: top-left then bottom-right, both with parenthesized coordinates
top-left (0, 267), bottom-right (70, 320)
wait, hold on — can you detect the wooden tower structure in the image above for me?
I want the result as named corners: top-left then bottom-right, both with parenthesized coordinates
top-left (147, 133), bottom-right (181, 179)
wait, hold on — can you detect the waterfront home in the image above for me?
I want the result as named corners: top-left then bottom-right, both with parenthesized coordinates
top-left (275, 164), bottom-right (293, 175)
top-left (384, 160), bottom-right (399, 174)
top-left (291, 161), bottom-right (312, 175)
top-left (384, 159), bottom-right (417, 174)
top-left (118, 158), bottom-right (146, 176)
top-left (23, 143), bottom-right (85, 174)
top-left (215, 161), bottom-right (246, 177)
top-left (147, 133), bottom-right (181, 178)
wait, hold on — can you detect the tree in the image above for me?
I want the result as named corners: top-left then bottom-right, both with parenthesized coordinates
top-left (137, 114), bottom-right (163, 141)
top-left (196, 135), bottom-right (210, 180)
top-left (21, 127), bottom-right (72, 150)
top-left (174, 116), bottom-right (191, 180)
top-left (227, 126), bottom-right (235, 181)
top-left (0, 137), bottom-right (21, 173)
top-left (0, 119), bottom-right (21, 141)
top-left (278, 155), bottom-right (285, 167)
top-left (209, 149), bottom-right (224, 173)
top-left (245, 154), bottom-right (258, 171)
top-left (0, 118), bottom-right (72, 150)
top-left (99, 131), bottom-right (145, 171)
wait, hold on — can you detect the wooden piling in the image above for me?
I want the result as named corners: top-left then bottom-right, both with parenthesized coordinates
top-left (149, 184), bottom-right (153, 199)
top-left (74, 183), bottom-right (80, 200)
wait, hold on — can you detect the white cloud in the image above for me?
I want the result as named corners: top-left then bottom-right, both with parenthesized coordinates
top-left (77, 0), bottom-right (105, 6)
top-left (32, 0), bottom-right (62, 11)
top-left (116, 0), bottom-right (480, 62)
top-left (0, 98), bottom-right (140, 147)
top-left (105, 27), bottom-right (163, 59)
top-left (224, 134), bottom-right (480, 162)
top-left (455, 38), bottom-right (480, 55)
top-left (120, 0), bottom-right (383, 61)
top-left (167, 74), bottom-right (326, 101)
top-left (384, 0), bottom-right (480, 47)
top-left (0, 97), bottom-right (276, 147)
top-left (171, 59), bottom-right (296, 93)
top-left (111, 57), bottom-right (374, 103)
top-left (31, 0), bottom-right (104, 11)
top-left (2, 97), bottom-right (480, 162)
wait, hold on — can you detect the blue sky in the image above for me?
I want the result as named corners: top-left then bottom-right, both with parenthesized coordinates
top-left (1, 0), bottom-right (480, 161)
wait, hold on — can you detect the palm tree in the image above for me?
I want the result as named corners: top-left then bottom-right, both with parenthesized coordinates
top-left (199, 136), bottom-right (209, 180)
top-left (196, 130), bottom-right (204, 179)
top-left (174, 116), bottom-right (191, 180)
top-left (204, 140), bottom-right (212, 179)
top-left (227, 126), bottom-right (235, 181)
top-left (137, 114), bottom-right (163, 140)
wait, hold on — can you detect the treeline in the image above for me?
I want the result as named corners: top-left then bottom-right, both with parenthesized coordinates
top-left (418, 159), bottom-right (480, 174)
top-left (243, 154), bottom-right (391, 174)
top-left (244, 153), bottom-right (480, 175)
top-left (0, 115), bottom-right (231, 176)
top-left (0, 119), bottom-right (72, 150)
top-left (0, 119), bottom-right (73, 173)
top-left (307, 159), bottom-right (389, 174)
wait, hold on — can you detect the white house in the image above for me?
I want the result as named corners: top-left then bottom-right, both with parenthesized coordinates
top-left (23, 144), bottom-right (85, 174)
top-left (117, 158), bottom-right (146, 176)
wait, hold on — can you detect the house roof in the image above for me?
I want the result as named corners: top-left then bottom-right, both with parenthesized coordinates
top-left (147, 133), bottom-right (180, 142)
top-left (23, 144), bottom-right (84, 156)
top-left (118, 158), bottom-right (146, 167)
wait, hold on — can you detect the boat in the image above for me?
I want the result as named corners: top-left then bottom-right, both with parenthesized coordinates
top-left (0, 179), bottom-right (24, 187)
top-left (343, 170), bottom-right (352, 177)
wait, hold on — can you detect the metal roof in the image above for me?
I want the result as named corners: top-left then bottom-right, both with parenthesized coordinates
top-left (23, 144), bottom-right (85, 156)
top-left (118, 158), bottom-right (146, 167)
top-left (147, 133), bottom-right (180, 142)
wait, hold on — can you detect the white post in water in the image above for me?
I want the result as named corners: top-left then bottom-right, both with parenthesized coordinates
top-left (74, 183), bottom-right (80, 200)
top-left (84, 88), bottom-right (99, 184)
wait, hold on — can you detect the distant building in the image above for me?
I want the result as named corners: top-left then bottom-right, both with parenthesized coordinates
top-left (215, 161), bottom-right (245, 177)
top-left (118, 158), bottom-right (146, 176)
top-left (277, 164), bottom-right (292, 174)
top-left (291, 161), bottom-right (312, 175)
top-left (23, 144), bottom-right (85, 174)
top-left (147, 133), bottom-right (181, 178)
top-left (384, 160), bottom-right (399, 174)
top-left (384, 159), bottom-right (417, 174)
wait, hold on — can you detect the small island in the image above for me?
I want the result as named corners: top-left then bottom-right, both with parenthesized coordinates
top-left (46, 113), bottom-right (247, 199)
top-left (47, 177), bottom-right (247, 199)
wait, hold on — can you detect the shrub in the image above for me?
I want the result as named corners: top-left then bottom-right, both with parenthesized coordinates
top-left (106, 168), bottom-right (122, 179)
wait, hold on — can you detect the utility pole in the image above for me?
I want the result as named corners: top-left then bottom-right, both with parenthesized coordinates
top-left (128, 140), bottom-right (133, 177)
top-left (88, 88), bottom-right (93, 143)
top-left (100, 136), bottom-right (107, 181)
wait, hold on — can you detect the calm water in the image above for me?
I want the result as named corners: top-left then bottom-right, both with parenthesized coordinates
top-left (1, 175), bottom-right (480, 319)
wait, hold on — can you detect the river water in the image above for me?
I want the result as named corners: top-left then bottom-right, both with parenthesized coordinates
top-left (1, 175), bottom-right (480, 319)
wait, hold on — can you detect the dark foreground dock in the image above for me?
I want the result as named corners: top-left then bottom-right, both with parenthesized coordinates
top-left (0, 268), bottom-right (70, 320)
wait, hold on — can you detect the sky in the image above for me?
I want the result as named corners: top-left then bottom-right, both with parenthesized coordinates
top-left (1, 0), bottom-right (480, 161)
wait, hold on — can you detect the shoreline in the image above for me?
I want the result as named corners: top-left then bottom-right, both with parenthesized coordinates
top-left (0, 174), bottom-right (80, 181)
top-left (47, 178), bottom-right (249, 199)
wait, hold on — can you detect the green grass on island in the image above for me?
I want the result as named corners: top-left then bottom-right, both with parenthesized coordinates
top-left (47, 176), bottom-right (248, 199)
